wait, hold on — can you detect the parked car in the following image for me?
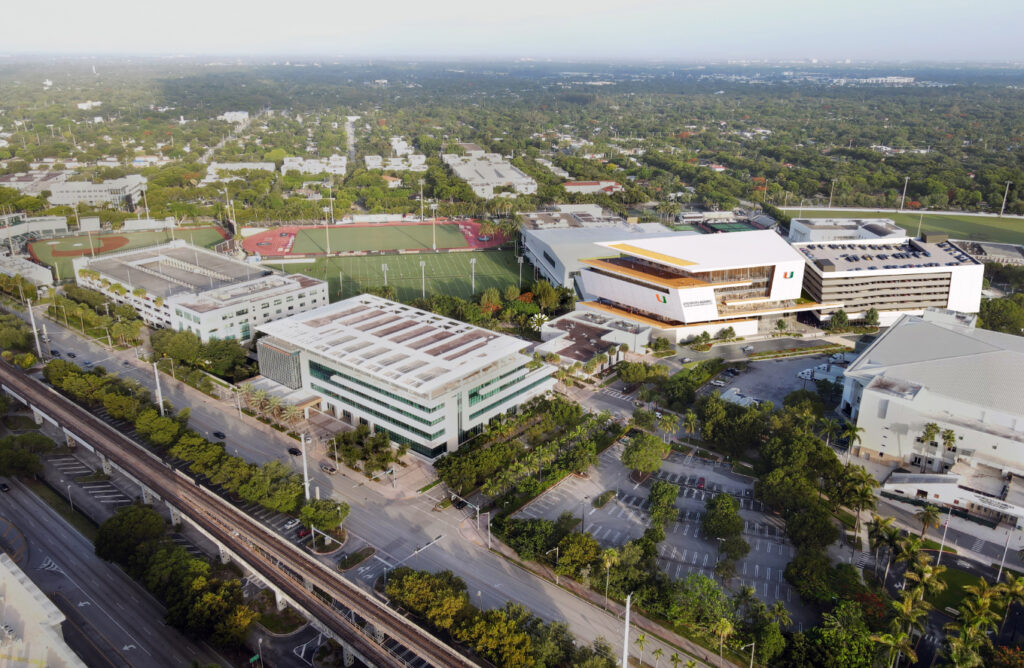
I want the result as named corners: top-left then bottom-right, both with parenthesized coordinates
top-left (50, 350), bottom-right (60, 356)
top-left (67, 352), bottom-right (77, 358)
top-left (710, 379), bottom-right (727, 387)
top-left (741, 345), bottom-right (754, 353)
top-left (283, 518), bottom-right (300, 530)
top-left (287, 447), bottom-right (302, 457)
top-left (320, 463), bottom-right (338, 475)
top-left (297, 528), bottom-right (312, 538)
top-left (697, 477), bottom-right (706, 490)
top-left (453, 498), bottom-right (468, 510)
top-left (212, 431), bottom-right (226, 440)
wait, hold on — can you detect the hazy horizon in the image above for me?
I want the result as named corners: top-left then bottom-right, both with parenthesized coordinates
top-left (6, 0), bottom-right (1023, 62)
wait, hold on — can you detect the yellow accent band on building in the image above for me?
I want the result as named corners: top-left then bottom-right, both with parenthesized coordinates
top-left (606, 243), bottom-right (698, 268)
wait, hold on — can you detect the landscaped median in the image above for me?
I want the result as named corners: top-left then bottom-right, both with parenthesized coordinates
top-left (747, 343), bottom-right (852, 361)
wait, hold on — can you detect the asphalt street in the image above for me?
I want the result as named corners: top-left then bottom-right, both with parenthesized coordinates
top-left (0, 476), bottom-right (226, 667)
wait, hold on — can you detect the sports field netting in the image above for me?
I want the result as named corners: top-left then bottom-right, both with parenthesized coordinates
top-left (291, 224), bottom-right (469, 254)
top-left (28, 227), bottom-right (225, 280)
top-left (265, 250), bottom-right (524, 302)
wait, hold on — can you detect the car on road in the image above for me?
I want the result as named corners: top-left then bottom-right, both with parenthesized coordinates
top-left (320, 463), bottom-right (338, 475)
top-left (287, 447), bottom-right (302, 457)
top-left (297, 528), bottom-right (311, 538)
top-left (709, 379), bottom-right (727, 387)
top-left (50, 350), bottom-right (60, 356)
top-left (680, 357), bottom-right (693, 363)
top-left (67, 352), bottom-right (76, 358)
top-left (453, 498), bottom-right (468, 510)
top-left (0, 483), bottom-right (9, 493)
top-left (212, 431), bottom-right (226, 440)
top-left (283, 518), bottom-right (300, 530)
top-left (697, 477), bottom-right (706, 490)
top-left (122, 361), bottom-right (131, 367)
top-left (742, 345), bottom-right (754, 353)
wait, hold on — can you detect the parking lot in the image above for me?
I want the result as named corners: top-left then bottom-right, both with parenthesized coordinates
top-left (515, 441), bottom-right (816, 627)
top-left (701, 354), bottom-right (839, 408)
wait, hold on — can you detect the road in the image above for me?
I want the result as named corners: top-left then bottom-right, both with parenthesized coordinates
top-left (0, 362), bottom-right (481, 668)
top-left (27, 304), bottom-right (730, 666)
top-left (0, 477), bottom-right (227, 667)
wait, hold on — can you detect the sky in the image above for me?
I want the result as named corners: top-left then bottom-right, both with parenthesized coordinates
top-left (5, 0), bottom-right (1023, 62)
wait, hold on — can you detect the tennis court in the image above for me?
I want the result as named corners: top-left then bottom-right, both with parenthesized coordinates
top-left (265, 250), bottom-right (524, 302)
top-left (28, 227), bottom-right (226, 280)
top-left (707, 221), bottom-right (758, 232)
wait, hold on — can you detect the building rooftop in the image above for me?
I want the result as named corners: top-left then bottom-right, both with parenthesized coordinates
top-left (794, 237), bottom-right (979, 273)
top-left (846, 310), bottom-right (1024, 417)
top-left (257, 295), bottom-right (534, 396)
top-left (595, 229), bottom-right (802, 272)
top-left (791, 217), bottom-right (905, 237)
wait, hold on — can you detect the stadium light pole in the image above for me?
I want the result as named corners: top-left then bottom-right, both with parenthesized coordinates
top-left (382, 263), bottom-right (388, 287)
top-left (828, 179), bottom-right (837, 209)
top-left (1000, 181), bottom-right (1013, 217)
top-left (518, 256), bottom-right (524, 289)
top-left (469, 258), bottom-right (476, 294)
top-left (420, 261), bottom-right (426, 298)
top-left (900, 176), bottom-right (910, 211)
top-left (429, 202), bottom-right (438, 250)
top-left (419, 179), bottom-right (425, 222)
top-left (338, 270), bottom-right (343, 301)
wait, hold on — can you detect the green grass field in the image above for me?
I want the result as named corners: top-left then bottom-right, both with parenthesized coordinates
top-left (292, 224), bottom-right (468, 254)
top-left (265, 250), bottom-right (523, 302)
top-left (789, 210), bottom-right (1024, 245)
top-left (30, 227), bottom-right (225, 280)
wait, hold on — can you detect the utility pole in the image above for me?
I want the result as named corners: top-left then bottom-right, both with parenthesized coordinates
top-left (621, 592), bottom-right (632, 668)
top-left (26, 299), bottom-right (43, 360)
top-left (900, 176), bottom-right (910, 211)
top-left (1000, 181), bottom-right (1013, 217)
top-left (300, 433), bottom-right (311, 501)
top-left (936, 507), bottom-right (952, 566)
top-left (153, 362), bottom-right (164, 417)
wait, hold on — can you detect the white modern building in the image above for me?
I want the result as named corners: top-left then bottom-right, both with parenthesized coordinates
top-left (840, 309), bottom-right (1024, 527)
top-left (0, 554), bottom-right (85, 668)
top-left (73, 240), bottom-right (328, 342)
top-left (0, 255), bottom-right (53, 286)
top-left (793, 235), bottom-right (983, 326)
top-left (788, 217), bottom-right (906, 243)
top-left (575, 230), bottom-right (832, 342)
top-left (522, 219), bottom-right (674, 289)
top-left (282, 155), bottom-right (348, 175)
top-left (202, 162), bottom-right (276, 185)
top-left (217, 111), bottom-right (250, 123)
top-left (48, 175), bottom-right (147, 210)
top-left (1, 213), bottom-right (68, 239)
top-left (442, 153), bottom-right (537, 199)
top-left (564, 181), bottom-right (624, 195)
top-left (0, 170), bottom-right (70, 195)
top-left (363, 154), bottom-right (427, 172)
top-left (256, 295), bottom-right (555, 458)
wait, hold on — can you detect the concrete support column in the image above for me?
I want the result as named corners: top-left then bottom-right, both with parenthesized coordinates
top-left (30, 407), bottom-right (44, 425)
top-left (342, 645), bottom-right (355, 667)
top-left (217, 543), bottom-right (230, 565)
top-left (98, 453), bottom-right (112, 475)
top-left (272, 587), bottom-right (288, 611)
top-left (166, 502), bottom-right (181, 526)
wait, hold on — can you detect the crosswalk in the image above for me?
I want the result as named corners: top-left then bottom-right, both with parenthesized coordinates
top-left (971, 537), bottom-right (986, 553)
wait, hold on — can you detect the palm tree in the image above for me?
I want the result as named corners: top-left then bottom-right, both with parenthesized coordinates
top-left (842, 421), bottom-right (864, 462)
top-left (251, 389), bottom-right (268, 418)
top-left (872, 629), bottom-right (917, 668)
top-left (941, 428), bottom-right (957, 453)
top-left (920, 422), bottom-right (940, 447)
top-left (999, 572), bottom-right (1024, 634)
top-left (683, 410), bottom-right (699, 439)
top-left (669, 653), bottom-right (683, 668)
top-left (652, 647), bottom-right (664, 668)
top-left (904, 561), bottom-right (947, 602)
top-left (658, 412), bottom-right (679, 441)
top-left (943, 622), bottom-right (985, 668)
top-left (769, 599), bottom-right (792, 629)
top-left (915, 504), bottom-right (942, 538)
top-left (844, 466), bottom-right (878, 556)
top-left (601, 548), bottom-right (619, 610)
top-left (820, 417), bottom-right (841, 449)
top-left (896, 535), bottom-right (929, 586)
top-left (868, 515), bottom-right (895, 577)
top-left (282, 404), bottom-right (302, 431)
top-left (711, 617), bottom-right (734, 668)
top-left (266, 395), bottom-right (283, 425)
top-left (891, 589), bottom-right (929, 636)
top-left (634, 633), bottom-right (647, 666)
top-left (881, 525), bottom-right (902, 586)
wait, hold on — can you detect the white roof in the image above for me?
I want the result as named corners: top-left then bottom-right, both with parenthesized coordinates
top-left (595, 229), bottom-right (802, 271)
top-left (257, 295), bottom-right (532, 397)
top-left (846, 311), bottom-right (1024, 416)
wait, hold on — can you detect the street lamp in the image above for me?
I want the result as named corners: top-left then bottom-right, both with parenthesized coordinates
top-left (741, 642), bottom-right (755, 668)
top-left (429, 201), bottom-right (438, 250)
top-left (828, 179), bottom-right (837, 209)
top-left (900, 176), bottom-right (910, 211)
top-left (382, 263), bottom-right (389, 287)
top-left (545, 546), bottom-right (560, 585)
top-left (517, 256), bottom-right (524, 289)
top-left (469, 258), bottom-right (476, 294)
top-left (1000, 181), bottom-right (1013, 217)
top-left (420, 261), bottom-right (426, 298)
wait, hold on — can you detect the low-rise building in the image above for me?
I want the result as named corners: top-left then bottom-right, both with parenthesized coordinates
top-left (788, 217), bottom-right (906, 243)
top-left (575, 229), bottom-right (831, 341)
top-left (793, 235), bottom-right (983, 326)
top-left (217, 111), bottom-right (250, 123)
top-left (0, 170), bottom-right (70, 196)
top-left (48, 175), bottom-right (147, 210)
top-left (841, 309), bottom-right (1024, 527)
top-left (564, 180), bottom-right (624, 194)
top-left (73, 240), bottom-right (327, 342)
top-left (442, 152), bottom-right (537, 199)
top-left (256, 295), bottom-right (555, 458)
top-left (282, 155), bottom-right (348, 175)
top-left (0, 254), bottom-right (53, 286)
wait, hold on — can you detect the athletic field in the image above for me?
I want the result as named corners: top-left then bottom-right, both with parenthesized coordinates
top-left (243, 220), bottom-right (503, 257)
top-left (787, 210), bottom-right (1024, 245)
top-left (264, 250), bottom-right (524, 302)
top-left (28, 227), bottom-right (226, 280)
